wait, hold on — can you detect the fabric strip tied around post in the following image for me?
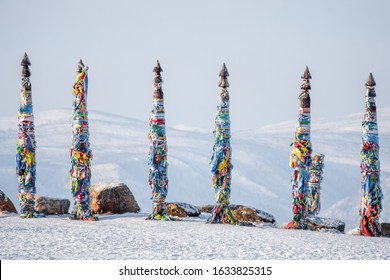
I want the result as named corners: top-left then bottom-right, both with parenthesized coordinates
top-left (286, 66), bottom-right (313, 229)
top-left (69, 59), bottom-right (96, 221)
top-left (359, 73), bottom-right (383, 236)
top-left (16, 53), bottom-right (44, 218)
top-left (207, 63), bottom-right (249, 226)
top-left (147, 60), bottom-right (170, 221)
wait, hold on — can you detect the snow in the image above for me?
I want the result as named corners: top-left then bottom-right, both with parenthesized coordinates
top-left (1, 108), bottom-right (390, 259)
top-left (1, 213), bottom-right (390, 260)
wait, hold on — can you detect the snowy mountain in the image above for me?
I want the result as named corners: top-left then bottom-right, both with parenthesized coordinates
top-left (1, 108), bottom-right (389, 230)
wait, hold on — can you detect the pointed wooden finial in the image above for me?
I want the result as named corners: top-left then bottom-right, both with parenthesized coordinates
top-left (21, 52), bottom-right (31, 77)
top-left (219, 63), bottom-right (229, 77)
top-left (365, 72), bottom-right (376, 87)
top-left (21, 52), bottom-right (31, 67)
top-left (301, 66), bottom-right (312, 80)
top-left (219, 63), bottom-right (229, 88)
top-left (153, 60), bottom-right (163, 73)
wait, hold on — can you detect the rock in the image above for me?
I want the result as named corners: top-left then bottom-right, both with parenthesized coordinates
top-left (230, 205), bottom-right (276, 224)
top-left (166, 202), bottom-right (200, 217)
top-left (0, 189), bottom-right (17, 214)
top-left (90, 183), bottom-right (140, 214)
top-left (34, 196), bottom-right (70, 215)
top-left (305, 215), bottom-right (345, 233)
top-left (381, 223), bottom-right (390, 235)
top-left (199, 204), bottom-right (214, 213)
top-left (199, 204), bottom-right (275, 224)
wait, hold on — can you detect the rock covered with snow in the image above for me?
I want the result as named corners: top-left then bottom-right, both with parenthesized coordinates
top-left (198, 204), bottom-right (214, 213)
top-left (0, 189), bottom-right (17, 214)
top-left (199, 204), bottom-right (275, 224)
top-left (231, 205), bottom-right (276, 224)
top-left (90, 183), bottom-right (140, 214)
top-left (34, 196), bottom-right (70, 215)
top-left (305, 215), bottom-right (345, 233)
top-left (166, 202), bottom-right (200, 217)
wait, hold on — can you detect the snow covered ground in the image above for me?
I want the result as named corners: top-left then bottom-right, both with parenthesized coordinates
top-left (1, 212), bottom-right (390, 260)
top-left (1, 108), bottom-right (390, 260)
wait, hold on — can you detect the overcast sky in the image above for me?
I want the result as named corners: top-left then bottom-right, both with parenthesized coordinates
top-left (0, 0), bottom-right (389, 131)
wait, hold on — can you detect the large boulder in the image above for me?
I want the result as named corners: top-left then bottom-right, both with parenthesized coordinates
top-left (90, 183), bottom-right (140, 214)
top-left (0, 189), bottom-right (17, 214)
top-left (34, 196), bottom-right (70, 215)
top-left (305, 215), bottom-right (345, 233)
top-left (231, 205), bottom-right (276, 224)
top-left (166, 202), bottom-right (200, 217)
top-left (199, 204), bottom-right (276, 224)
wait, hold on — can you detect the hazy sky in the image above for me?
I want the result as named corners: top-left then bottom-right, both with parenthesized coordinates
top-left (1, 0), bottom-right (389, 131)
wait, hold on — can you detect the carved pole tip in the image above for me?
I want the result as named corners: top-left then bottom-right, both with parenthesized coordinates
top-left (153, 60), bottom-right (163, 73)
top-left (219, 63), bottom-right (229, 77)
top-left (21, 52), bottom-right (31, 66)
top-left (366, 72), bottom-right (376, 87)
top-left (301, 65), bottom-right (312, 80)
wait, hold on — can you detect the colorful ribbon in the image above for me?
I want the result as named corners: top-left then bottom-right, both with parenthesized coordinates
top-left (207, 63), bottom-right (237, 225)
top-left (359, 73), bottom-right (383, 236)
top-left (287, 66), bottom-right (313, 229)
top-left (69, 60), bottom-right (96, 221)
top-left (307, 153), bottom-right (325, 215)
top-left (147, 60), bottom-right (169, 220)
top-left (16, 53), bottom-right (42, 218)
